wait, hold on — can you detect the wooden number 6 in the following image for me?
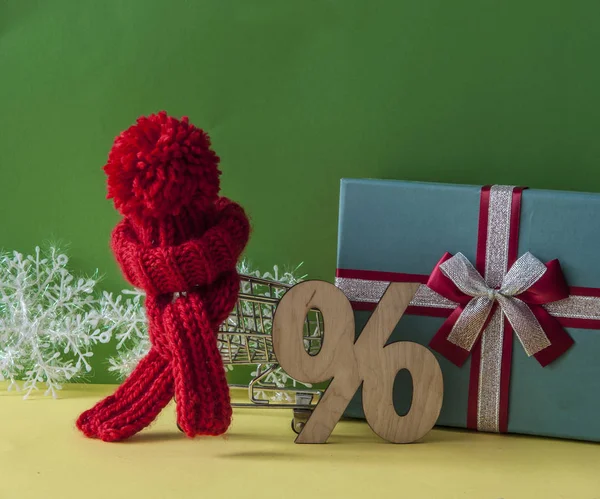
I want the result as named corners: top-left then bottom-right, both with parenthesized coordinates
top-left (272, 281), bottom-right (443, 444)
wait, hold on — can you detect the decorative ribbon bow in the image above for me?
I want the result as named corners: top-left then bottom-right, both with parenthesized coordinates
top-left (428, 252), bottom-right (572, 367)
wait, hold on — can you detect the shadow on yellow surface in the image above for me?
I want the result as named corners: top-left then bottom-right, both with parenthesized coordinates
top-left (1, 383), bottom-right (599, 499)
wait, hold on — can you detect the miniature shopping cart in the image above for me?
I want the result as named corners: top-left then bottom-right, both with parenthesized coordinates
top-left (217, 274), bottom-right (324, 434)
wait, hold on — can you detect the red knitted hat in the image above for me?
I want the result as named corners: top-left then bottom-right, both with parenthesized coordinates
top-left (104, 111), bottom-right (221, 220)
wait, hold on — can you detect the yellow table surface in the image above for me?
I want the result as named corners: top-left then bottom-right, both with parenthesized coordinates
top-left (1, 383), bottom-right (599, 499)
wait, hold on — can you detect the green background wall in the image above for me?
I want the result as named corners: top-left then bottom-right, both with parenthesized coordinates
top-left (1, 1), bottom-right (599, 383)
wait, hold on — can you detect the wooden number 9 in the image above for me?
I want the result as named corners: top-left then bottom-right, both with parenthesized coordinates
top-left (272, 281), bottom-right (443, 444)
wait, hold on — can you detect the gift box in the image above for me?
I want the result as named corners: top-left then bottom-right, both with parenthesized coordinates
top-left (336, 179), bottom-right (600, 441)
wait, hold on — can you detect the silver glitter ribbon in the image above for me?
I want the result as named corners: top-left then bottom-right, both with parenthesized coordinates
top-left (334, 277), bottom-right (600, 320)
top-left (334, 277), bottom-right (456, 309)
top-left (440, 251), bottom-right (552, 357)
top-left (476, 185), bottom-right (514, 432)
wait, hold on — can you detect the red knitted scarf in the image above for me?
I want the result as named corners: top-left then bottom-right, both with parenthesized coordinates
top-left (77, 113), bottom-right (250, 441)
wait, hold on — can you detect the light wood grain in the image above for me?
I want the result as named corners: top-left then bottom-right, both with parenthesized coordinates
top-left (272, 280), bottom-right (443, 444)
top-left (273, 280), bottom-right (360, 443)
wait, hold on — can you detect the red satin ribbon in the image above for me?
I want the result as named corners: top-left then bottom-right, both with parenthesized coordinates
top-left (427, 252), bottom-right (574, 368)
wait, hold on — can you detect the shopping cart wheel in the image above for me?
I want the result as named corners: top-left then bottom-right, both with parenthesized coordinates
top-left (291, 408), bottom-right (312, 435)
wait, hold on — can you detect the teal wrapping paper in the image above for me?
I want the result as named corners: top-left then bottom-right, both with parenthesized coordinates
top-left (336, 179), bottom-right (600, 441)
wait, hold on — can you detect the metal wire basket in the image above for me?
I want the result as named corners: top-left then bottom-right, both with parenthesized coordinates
top-left (217, 274), bottom-right (324, 433)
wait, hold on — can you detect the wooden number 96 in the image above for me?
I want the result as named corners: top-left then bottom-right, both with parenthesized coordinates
top-left (272, 281), bottom-right (443, 444)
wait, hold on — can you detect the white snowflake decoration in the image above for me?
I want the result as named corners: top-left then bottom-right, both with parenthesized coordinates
top-left (0, 247), bottom-right (110, 398)
top-left (250, 365), bottom-right (313, 403)
top-left (102, 289), bottom-right (149, 379)
top-left (0, 245), bottom-right (314, 401)
top-left (237, 259), bottom-right (307, 293)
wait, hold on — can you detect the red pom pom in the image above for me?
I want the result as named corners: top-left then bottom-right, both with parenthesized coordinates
top-left (104, 112), bottom-right (221, 219)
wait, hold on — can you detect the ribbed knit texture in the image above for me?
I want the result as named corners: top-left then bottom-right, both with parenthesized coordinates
top-left (76, 112), bottom-right (250, 442)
